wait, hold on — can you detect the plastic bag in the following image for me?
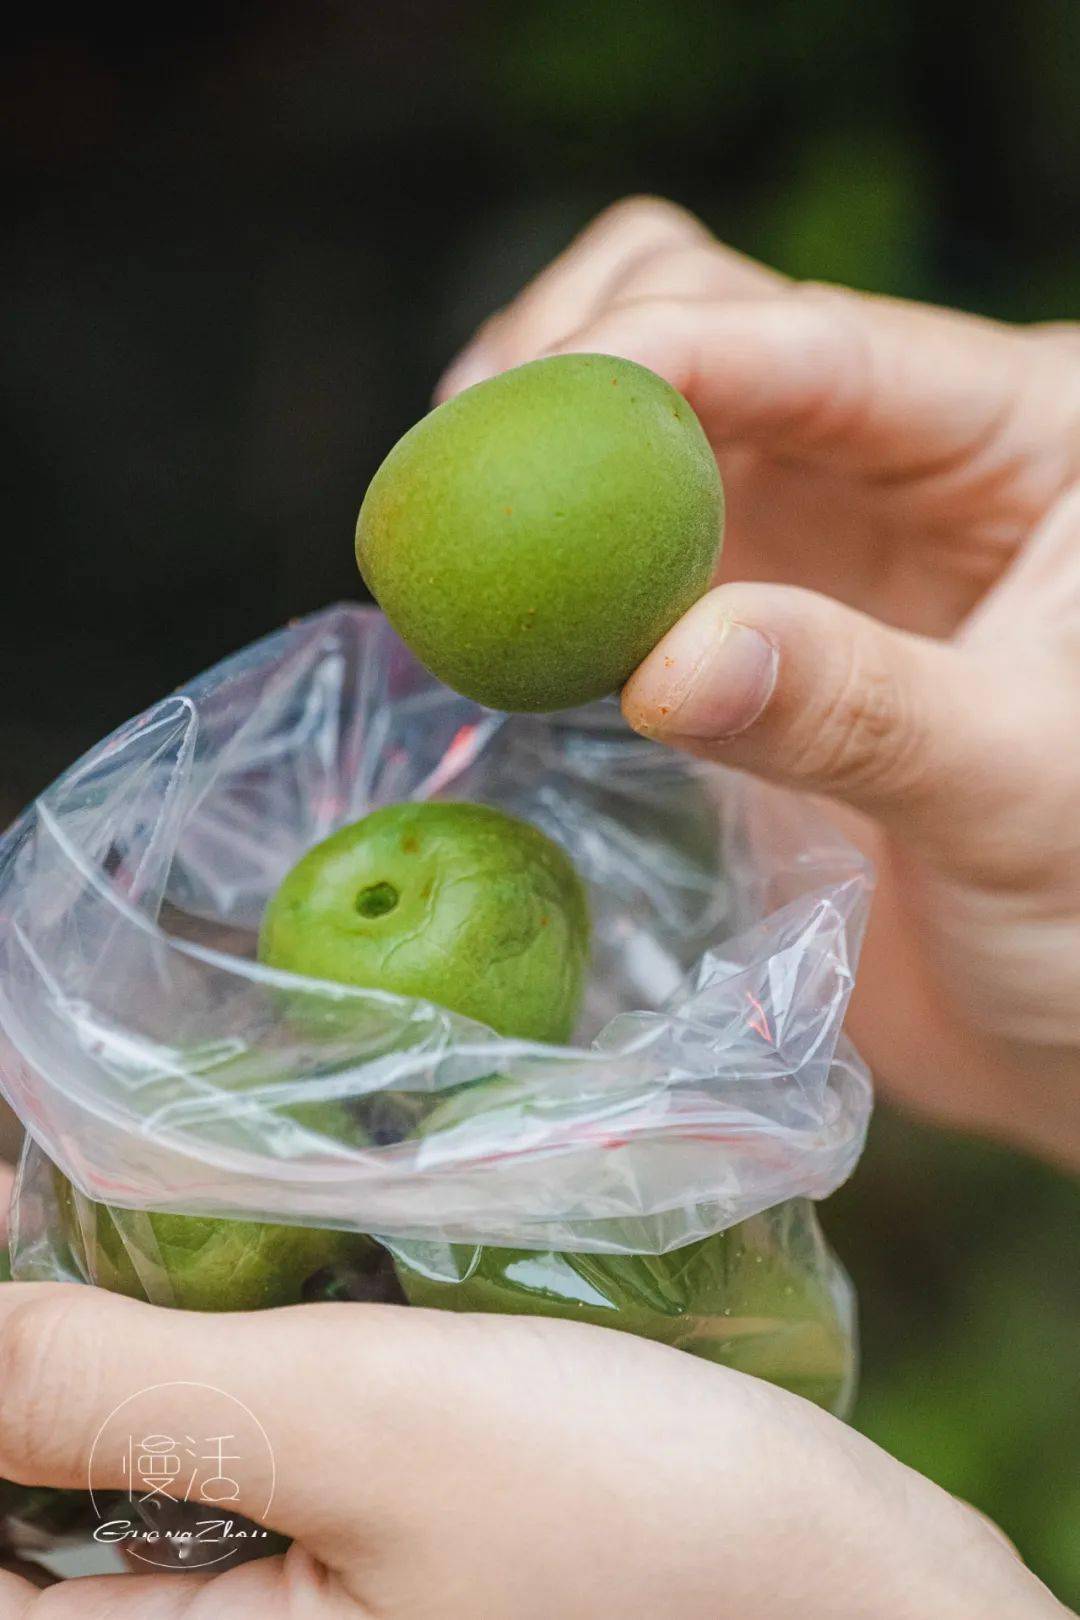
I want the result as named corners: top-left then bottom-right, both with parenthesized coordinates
top-left (0, 605), bottom-right (872, 1413)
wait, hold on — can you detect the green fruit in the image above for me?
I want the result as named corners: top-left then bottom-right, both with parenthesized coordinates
top-left (355, 354), bottom-right (723, 711)
top-left (394, 1082), bottom-right (852, 1411)
top-left (53, 1173), bottom-right (371, 1313)
top-left (259, 802), bottom-right (589, 1043)
top-left (394, 1208), bottom-right (851, 1412)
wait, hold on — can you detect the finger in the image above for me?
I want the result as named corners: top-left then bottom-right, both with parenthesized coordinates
top-left (0, 1283), bottom-right (412, 1565)
top-left (437, 195), bottom-right (708, 398)
top-left (0, 1556), bottom-right (56, 1588)
top-left (955, 1497), bottom-right (1022, 1559)
top-left (437, 196), bottom-right (781, 399)
top-left (966, 480), bottom-right (1080, 632)
top-left (541, 287), bottom-right (1061, 498)
top-left (622, 582), bottom-right (1057, 865)
top-left (0, 1552), bottom-right (298, 1617)
top-left (605, 241), bottom-right (786, 311)
top-left (0, 1567), bottom-right (201, 1616)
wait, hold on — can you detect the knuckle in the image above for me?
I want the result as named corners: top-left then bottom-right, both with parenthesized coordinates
top-left (595, 292), bottom-right (688, 333)
top-left (0, 1291), bottom-right (92, 1481)
top-left (0, 1295), bottom-right (63, 1477)
top-left (794, 277), bottom-right (852, 307)
top-left (613, 241), bottom-right (716, 299)
top-left (593, 193), bottom-right (706, 249)
top-left (792, 649), bottom-right (915, 795)
top-left (1029, 318), bottom-right (1080, 347)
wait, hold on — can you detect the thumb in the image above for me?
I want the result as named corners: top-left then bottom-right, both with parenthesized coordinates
top-left (622, 583), bottom-right (1042, 859)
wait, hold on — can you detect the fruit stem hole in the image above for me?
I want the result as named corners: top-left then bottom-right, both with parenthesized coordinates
top-left (356, 881), bottom-right (400, 918)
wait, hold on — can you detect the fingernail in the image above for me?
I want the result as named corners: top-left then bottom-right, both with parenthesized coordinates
top-left (435, 345), bottom-right (496, 402)
top-left (627, 616), bottom-right (778, 741)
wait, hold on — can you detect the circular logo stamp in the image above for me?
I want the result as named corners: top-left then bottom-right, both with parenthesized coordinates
top-left (87, 1381), bottom-right (277, 1570)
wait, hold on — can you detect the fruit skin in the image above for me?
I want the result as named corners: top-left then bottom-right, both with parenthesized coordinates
top-left (259, 801), bottom-right (589, 1043)
top-left (53, 1173), bottom-right (371, 1313)
top-left (393, 1208), bottom-right (851, 1413)
top-left (355, 353), bottom-right (724, 712)
top-left (391, 1081), bottom-right (853, 1412)
top-left (32, 801), bottom-right (589, 1315)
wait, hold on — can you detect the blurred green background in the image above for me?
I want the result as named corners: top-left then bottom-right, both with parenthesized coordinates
top-left (1, 1), bottom-right (1077, 1603)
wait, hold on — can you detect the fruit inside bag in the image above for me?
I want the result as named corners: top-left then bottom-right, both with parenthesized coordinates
top-left (0, 606), bottom-right (873, 1439)
top-left (22, 1160), bottom-right (853, 1415)
top-left (383, 1197), bottom-right (854, 1413)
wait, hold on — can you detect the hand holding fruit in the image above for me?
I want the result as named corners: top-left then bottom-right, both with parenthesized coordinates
top-left (0, 1281), bottom-right (1064, 1618)
top-left (435, 197), bottom-right (1080, 1167)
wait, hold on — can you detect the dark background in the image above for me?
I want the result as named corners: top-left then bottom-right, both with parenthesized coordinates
top-left (3, 2), bottom-right (1078, 1602)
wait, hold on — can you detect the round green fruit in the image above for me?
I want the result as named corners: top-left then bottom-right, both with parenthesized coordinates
top-left (393, 1080), bottom-right (852, 1411)
top-left (394, 1203), bottom-right (851, 1413)
top-left (54, 1172), bottom-right (370, 1313)
top-left (355, 354), bottom-right (723, 711)
top-left (259, 802), bottom-right (589, 1043)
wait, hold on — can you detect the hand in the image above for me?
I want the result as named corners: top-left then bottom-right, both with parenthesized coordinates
top-left (0, 1166), bottom-right (54, 1589)
top-left (439, 198), bottom-right (1080, 1166)
top-left (0, 1283), bottom-right (1067, 1617)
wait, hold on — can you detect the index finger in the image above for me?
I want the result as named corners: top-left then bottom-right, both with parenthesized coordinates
top-left (436, 195), bottom-right (777, 398)
top-left (0, 1284), bottom-right (401, 1562)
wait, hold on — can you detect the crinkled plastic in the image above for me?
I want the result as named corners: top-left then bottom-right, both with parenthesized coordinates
top-left (0, 605), bottom-right (873, 1410)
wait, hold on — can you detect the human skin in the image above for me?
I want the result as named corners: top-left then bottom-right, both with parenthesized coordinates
top-left (439, 196), bottom-right (1080, 1168)
top-left (1, 216), bottom-right (1078, 1614)
top-left (0, 1273), bottom-right (1067, 1617)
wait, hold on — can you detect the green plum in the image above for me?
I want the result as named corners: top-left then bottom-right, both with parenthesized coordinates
top-left (393, 1211), bottom-right (851, 1412)
top-left (356, 354), bottom-right (723, 711)
top-left (53, 1173), bottom-right (373, 1312)
top-left (391, 1080), bottom-right (853, 1411)
top-left (259, 801), bottom-right (590, 1043)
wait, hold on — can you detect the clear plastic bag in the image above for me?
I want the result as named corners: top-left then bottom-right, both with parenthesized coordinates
top-left (0, 605), bottom-right (872, 1412)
